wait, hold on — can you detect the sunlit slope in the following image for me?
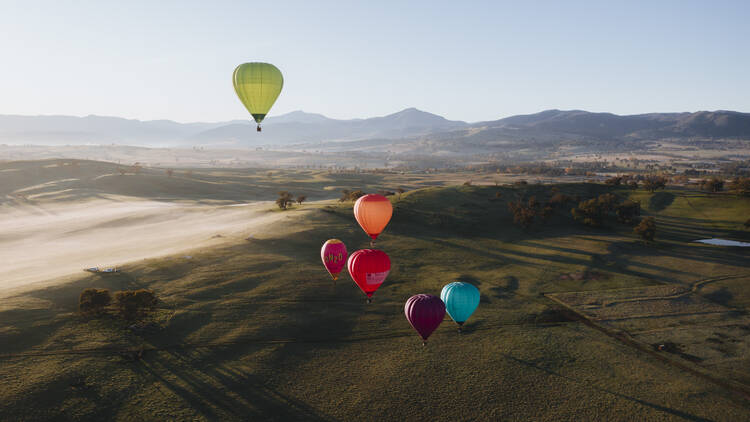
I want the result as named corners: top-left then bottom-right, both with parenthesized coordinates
top-left (0, 184), bottom-right (749, 420)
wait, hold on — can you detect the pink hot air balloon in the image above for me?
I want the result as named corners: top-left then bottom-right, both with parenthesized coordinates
top-left (321, 239), bottom-right (347, 283)
top-left (404, 294), bottom-right (446, 345)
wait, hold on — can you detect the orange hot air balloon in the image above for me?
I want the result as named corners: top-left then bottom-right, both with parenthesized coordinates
top-left (353, 194), bottom-right (393, 245)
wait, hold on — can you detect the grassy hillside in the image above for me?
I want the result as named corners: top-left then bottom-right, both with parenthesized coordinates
top-left (1, 183), bottom-right (749, 420)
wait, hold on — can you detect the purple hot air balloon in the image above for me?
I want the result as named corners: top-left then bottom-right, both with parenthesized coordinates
top-left (404, 294), bottom-right (446, 345)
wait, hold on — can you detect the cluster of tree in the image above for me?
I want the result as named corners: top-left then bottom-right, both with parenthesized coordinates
top-left (79, 288), bottom-right (158, 320)
top-left (605, 175), bottom-right (639, 189)
top-left (340, 189), bottom-right (365, 202)
top-left (507, 196), bottom-right (539, 229)
top-left (633, 216), bottom-right (656, 241)
top-left (571, 193), bottom-right (641, 227)
top-left (642, 176), bottom-right (667, 192)
top-left (728, 177), bottom-right (750, 197)
top-left (700, 177), bottom-right (724, 192)
top-left (276, 191), bottom-right (307, 210)
top-left (507, 191), bottom-right (574, 229)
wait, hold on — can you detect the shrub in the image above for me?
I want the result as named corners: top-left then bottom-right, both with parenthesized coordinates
top-left (634, 217), bottom-right (656, 241)
top-left (79, 288), bottom-right (111, 317)
top-left (114, 290), bottom-right (157, 320)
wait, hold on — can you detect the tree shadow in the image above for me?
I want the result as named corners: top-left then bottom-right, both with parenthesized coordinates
top-left (648, 192), bottom-right (675, 212)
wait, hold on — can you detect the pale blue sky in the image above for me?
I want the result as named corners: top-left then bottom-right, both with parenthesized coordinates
top-left (1, 0), bottom-right (748, 122)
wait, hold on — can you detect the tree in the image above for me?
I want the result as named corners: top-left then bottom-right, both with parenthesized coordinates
top-left (616, 200), bottom-right (641, 224)
top-left (79, 288), bottom-right (111, 317)
top-left (700, 177), bottom-right (724, 192)
top-left (634, 216), bottom-right (656, 241)
top-left (339, 189), bottom-right (351, 202)
top-left (349, 190), bottom-right (365, 201)
top-left (118, 168), bottom-right (127, 176)
top-left (276, 191), bottom-right (293, 210)
top-left (296, 195), bottom-right (307, 206)
top-left (642, 176), bottom-right (666, 192)
top-left (114, 290), bottom-right (157, 320)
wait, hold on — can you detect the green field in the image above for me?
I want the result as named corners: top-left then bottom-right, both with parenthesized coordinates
top-left (1, 164), bottom-right (749, 421)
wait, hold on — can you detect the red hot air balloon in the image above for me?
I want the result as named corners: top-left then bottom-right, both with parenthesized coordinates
top-left (347, 249), bottom-right (390, 303)
top-left (404, 294), bottom-right (446, 345)
top-left (353, 194), bottom-right (392, 245)
top-left (321, 239), bottom-right (347, 283)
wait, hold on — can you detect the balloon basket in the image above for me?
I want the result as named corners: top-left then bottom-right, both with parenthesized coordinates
top-left (366, 298), bottom-right (372, 304)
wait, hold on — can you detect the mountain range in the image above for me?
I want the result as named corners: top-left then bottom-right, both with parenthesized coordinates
top-left (1, 108), bottom-right (749, 152)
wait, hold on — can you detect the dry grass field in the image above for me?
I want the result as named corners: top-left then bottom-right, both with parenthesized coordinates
top-left (1, 159), bottom-right (749, 420)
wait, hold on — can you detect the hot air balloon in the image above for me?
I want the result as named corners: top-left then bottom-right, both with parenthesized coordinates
top-left (232, 62), bottom-right (283, 132)
top-left (353, 194), bottom-right (392, 246)
top-left (404, 294), bottom-right (446, 345)
top-left (321, 239), bottom-right (348, 283)
top-left (440, 282), bottom-right (480, 332)
top-left (347, 249), bottom-right (390, 303)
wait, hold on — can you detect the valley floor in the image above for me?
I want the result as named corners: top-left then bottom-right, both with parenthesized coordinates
top-left (1, 161), bottom-right (749, 421)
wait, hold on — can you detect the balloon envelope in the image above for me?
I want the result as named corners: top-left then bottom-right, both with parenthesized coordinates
top-left (232, 62), bottom-right (283, 124)
top-left (404, 294), bottom-right (446, 342)
top-left (353, 194), bottom-right (393, 240)
top-left (321, 239), bottom-right (348, 281)
top-left (347, 249), bottom-right (390, 298)
top-left (440, 282), bottom-right (480, 325)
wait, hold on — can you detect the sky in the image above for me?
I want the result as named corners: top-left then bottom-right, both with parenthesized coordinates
top-left (1, 0), bottom-right (748, 123)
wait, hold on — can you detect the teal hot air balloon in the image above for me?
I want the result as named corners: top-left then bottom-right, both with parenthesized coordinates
top-left (440, 282), bottom-right (480, 333)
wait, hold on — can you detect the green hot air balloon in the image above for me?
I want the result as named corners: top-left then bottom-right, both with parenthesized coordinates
top-left (232, 62), bottom-right (283, 132)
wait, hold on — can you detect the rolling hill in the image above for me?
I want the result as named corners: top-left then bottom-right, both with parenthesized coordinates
top-left (1, 109), bottom-right (749, 153)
